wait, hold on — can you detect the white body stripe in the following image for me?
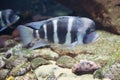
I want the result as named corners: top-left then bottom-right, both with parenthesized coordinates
top-left (0, 11), bottom-right (5, 27)
top-left (65, 17), bottom-right (74, 44)
top-left (43, 24), bottom-right (47, 40)
top-left (35, 30), bottom-right (40, 39)
top-left (0, 11), bottom-right (2, 19)
top-left (53, 19), bottom-right (59, 43)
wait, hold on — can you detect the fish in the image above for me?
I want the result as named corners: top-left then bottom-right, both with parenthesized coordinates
top-left (17, 16), bottom-right (99, 50)
top-left (0, 9), bottom-right (20, 32)
top-left (72, 60), bottom-right (101, 75)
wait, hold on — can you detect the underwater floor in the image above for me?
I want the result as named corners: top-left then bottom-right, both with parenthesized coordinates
top-left (0, 30), bottom-right (120, 80)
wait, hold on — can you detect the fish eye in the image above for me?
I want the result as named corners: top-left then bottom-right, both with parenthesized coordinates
top-left (86, 28), bottom-right (95, 34)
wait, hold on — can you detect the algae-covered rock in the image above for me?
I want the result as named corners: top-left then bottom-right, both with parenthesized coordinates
top-left (31, 57), bottom-right (49, 69)
top-left (6, 44), bottom-right (33, 56)
top-left (5, 55), bottom-right (28, 69)
top-left (0, 69), bottom-right (10, 80)
top-left (10, 62), bottom-right (31, 76)
top-left (103, 63), bottom-right (120, 80)
top-left (94, 53), bottom-right (120, 80)
top-left (35, 64), bottom-right (109, 80)
top-left (33, 48), bottom-right (59, 60)
top-left (56, 55), bottom-right (76, 68)
top-left (35, 65), bottom-right (57, 80)
top-left (5, 56), bottom-right (18, 69)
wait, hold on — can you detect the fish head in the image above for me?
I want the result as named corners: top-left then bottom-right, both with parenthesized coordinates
top-left (83, 27), bottom-right (99, 44)
top-left (0, 9), bottom-right (20, 27)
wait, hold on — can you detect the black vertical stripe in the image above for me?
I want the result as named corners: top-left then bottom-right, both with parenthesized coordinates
top-left (46, 21), bottom-right (54, 42)
top-left (71, 18), bottom-right (82, 43)
top-left (39, 25), bottom-right (45, 39)
top-left (57, 17), bottom-right (68, 44)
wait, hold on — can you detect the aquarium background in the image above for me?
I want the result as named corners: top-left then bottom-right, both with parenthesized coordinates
top-left (0, 0), bottom-right (120, 80)
top-left (0, 0), bottom-right (73, 16)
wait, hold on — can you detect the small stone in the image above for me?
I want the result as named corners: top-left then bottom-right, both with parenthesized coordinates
top-left (72, 60), bottom-right (101, 75)
top-left (31, 57), bottom-right (49, 69)
top-left (10, 62), bottom-right (31, 76)
top-left (56, 56), bottom-right (76, 68)
top-left (0, 69), bottom-right (10, 80)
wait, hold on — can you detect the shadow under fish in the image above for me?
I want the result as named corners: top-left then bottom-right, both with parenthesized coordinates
top-left (17, 16), bottom-right (99, 50)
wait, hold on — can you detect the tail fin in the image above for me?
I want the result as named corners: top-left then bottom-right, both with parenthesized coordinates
top-left (17, 25), bottom-right (34, 46)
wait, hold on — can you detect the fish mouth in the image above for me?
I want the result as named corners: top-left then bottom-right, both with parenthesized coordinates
top-left (83, 31), bottom-right (100, 44)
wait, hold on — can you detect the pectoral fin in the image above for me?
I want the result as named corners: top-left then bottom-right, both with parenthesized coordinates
top-left (28, 40), bottom-right (50, 50)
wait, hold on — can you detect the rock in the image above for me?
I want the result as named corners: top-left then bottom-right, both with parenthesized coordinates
top-left (14, 72), bottom-right (37, 80)
top-left (13, 56), bottom-right (28, 67)
top-left (31, 57), bottom-right (49, 69)
top-left (35, 64), bottom-right (77, 80)
top-left (0, 69), bottom-right (10, 80)
top-left (6, 43), bottom-right (32, 55)
top-left (56, 55), bottom-right (76, 68)
top-left (33, 48), bottom-right (59, 60)
top-left (5, 55), bottom-right (28, 69)
top-left (103, 63), bottom-right (120, 80)
top-left (0, 56), bottom-right (5, 68)
top-left (35, 64), bottom-right (57, 80)
top-left (10, 62), bottom-right (31, 76)
top-left (35, 64), bottom-right (109, 80)
top-left (5, 56), bottom-right (17, 69)
top-left (94, 52), bottom-right (120, 80)
top-left (72, 60), bottom-right (101, 75)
